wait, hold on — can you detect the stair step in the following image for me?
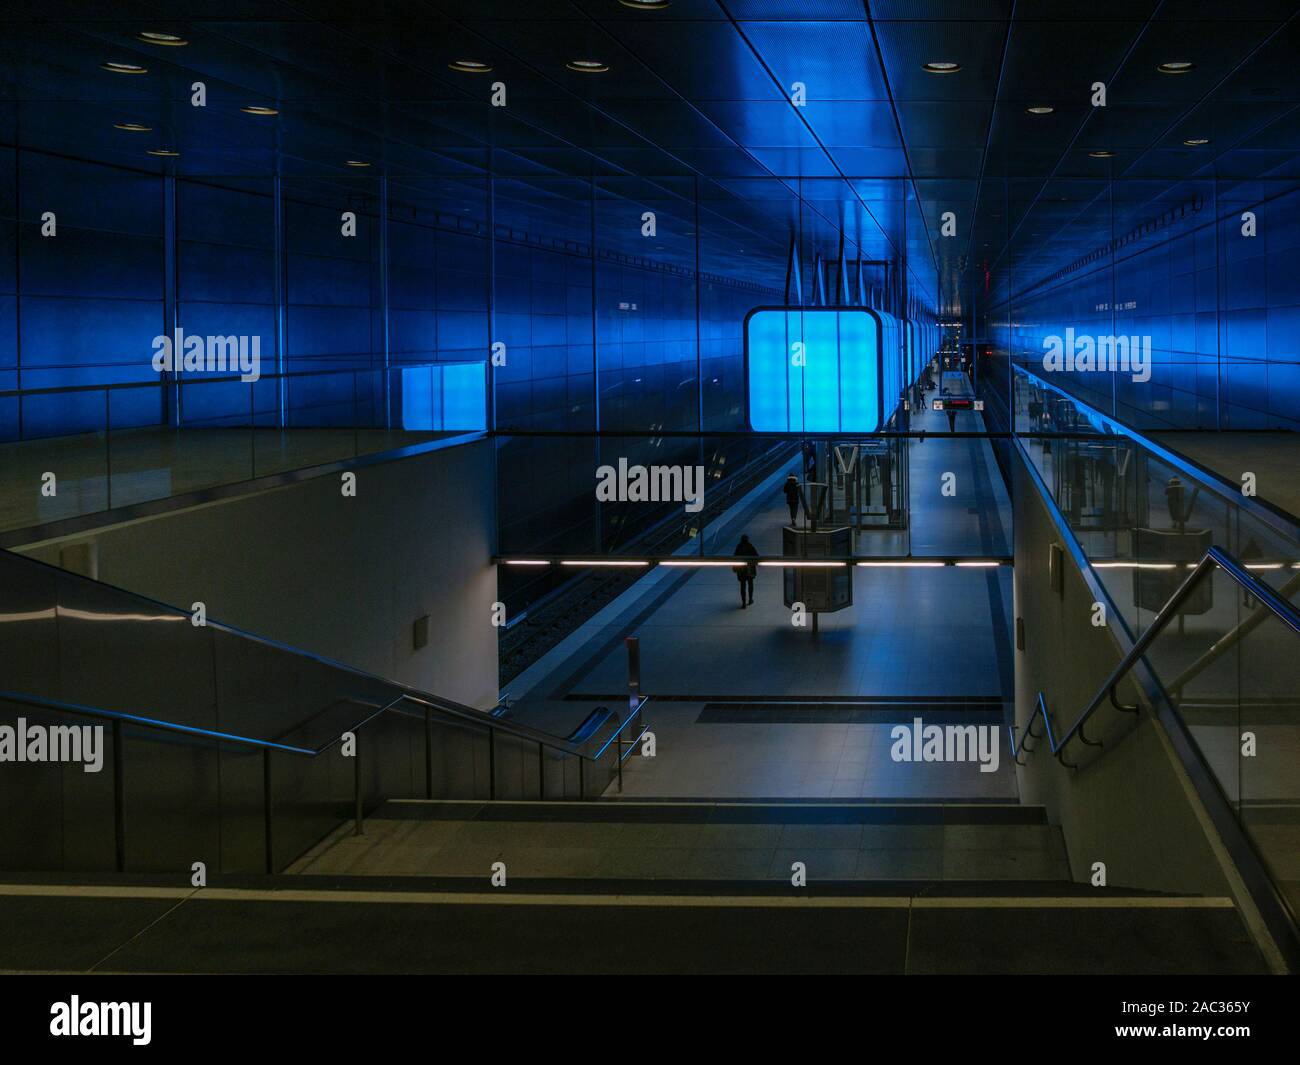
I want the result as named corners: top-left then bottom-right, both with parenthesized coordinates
top-left (0, 881), bottom-right (1265, 975)
top-left (289, 800), bottom-right (1071, 882)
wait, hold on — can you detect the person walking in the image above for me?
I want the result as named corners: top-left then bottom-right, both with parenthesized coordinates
top-left (733, 533), bottom-right (758, 608)
top-left (783, 473), bottom-right (801, 525)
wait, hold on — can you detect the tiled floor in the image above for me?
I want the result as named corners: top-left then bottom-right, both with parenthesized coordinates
top-left (508, 407), bottom-right (1017, 800)
top-left (600, 702), bottom-right (1019, 800)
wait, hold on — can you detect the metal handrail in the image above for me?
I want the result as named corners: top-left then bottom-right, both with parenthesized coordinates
top-left (1009, 545), bottom-right (1300, 769)
top-left (0, 689), bottom-right (316, 755)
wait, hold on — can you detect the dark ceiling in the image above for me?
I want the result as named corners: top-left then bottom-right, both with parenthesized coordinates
top-left (2, 0), bottom-right (1298, 314)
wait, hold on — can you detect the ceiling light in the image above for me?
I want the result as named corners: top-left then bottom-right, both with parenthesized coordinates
top-left (345, 159), bottom-right (371, 167)
top-left (619, 0), bottom-right (670, 7)
top-left (502, 560), bottom-right (550, 566)
top-left (1088, 150), bottom-right (1116, 158)
top-left (566, 60), bottom-right (609, 73)
top-left (137, 31), bottom-right (188, 46)
top-left (114, 122), bottom-right (151, 132)
top-left (1182, 137), bottom-right (1210, 146)
top-left (560, 560), bottom-right (648, 567)
top-left (448, 60), bottom-right (492, 73)
top-left (146, 148), bottom-right (179, 157)
top-left (1026, 105), bottom-right (1054, 115)
top-left (1157, 60), bottom-right (1195, 74)
top-left (102, 61), bottom-right (148, 74)
top-left (923, 61), bottom-right (960, 74)
top-left (241, 105), bottom-right (279, 116)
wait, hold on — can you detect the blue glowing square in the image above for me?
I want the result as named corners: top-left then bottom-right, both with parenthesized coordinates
top-left (745, 308), bottom-right (881, 433)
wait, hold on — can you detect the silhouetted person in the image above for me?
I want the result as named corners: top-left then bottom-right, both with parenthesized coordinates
top-left (946, 405), bottom-right (957, 433)
top-left (783, 474), bottom-right (800, 525)
top-left (734, 534), bottom-right (758, 608)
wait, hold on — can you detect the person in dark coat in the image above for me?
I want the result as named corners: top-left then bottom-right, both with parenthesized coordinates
top-left (733, 534), bottom-right (759, 607)
top-left (783, 474), bottom-right (800, 525)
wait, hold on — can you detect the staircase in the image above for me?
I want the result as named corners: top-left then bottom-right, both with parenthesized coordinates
top-left (195, 798), bottom-right (1268, 976)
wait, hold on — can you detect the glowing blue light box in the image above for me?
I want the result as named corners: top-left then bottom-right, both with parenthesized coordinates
top-left (745, 308), bottom-right (882, 433)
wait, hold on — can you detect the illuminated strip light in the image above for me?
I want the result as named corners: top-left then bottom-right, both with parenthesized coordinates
top-left (758, 561), bottom-right (845, 568)
top-left (559, 560), bottom-right (649, 567)
top-left (1245, 563), bottom-right (1285, 571)
top-left (503, 559), bottom-right (551, 566)
top-left (660, 560), bottom-right (741, 567)
top-left (955, 561), bottom-right (1002, 567)
top-left (1092, 562), bottom-right (1176, 570)
top-left (857, 561), bottom-right (945, 568)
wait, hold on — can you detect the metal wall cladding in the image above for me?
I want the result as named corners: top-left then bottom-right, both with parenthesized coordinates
top-left (0, 550), bottom-right (60, 698)
top-left (0, 699), bottom-right (115, 870)
top-left (56, 569), bottom-right (215, 730)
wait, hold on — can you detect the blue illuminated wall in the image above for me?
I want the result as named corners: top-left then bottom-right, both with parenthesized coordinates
top-left (988, 183), bottom-right (1300, 432)
top-left (0, 150), bottom-right (491, 443)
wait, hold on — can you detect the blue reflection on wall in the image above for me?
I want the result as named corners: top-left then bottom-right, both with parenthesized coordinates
top-left (399, 362), bottom-right (488, 430)
top-left (746, 308), bottom-right (880, 432)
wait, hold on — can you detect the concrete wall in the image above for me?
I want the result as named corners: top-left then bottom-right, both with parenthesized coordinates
top-left (1011, 450), bottom-right (1231, 896)
top-left (16, 437), bottom-right (499, 712)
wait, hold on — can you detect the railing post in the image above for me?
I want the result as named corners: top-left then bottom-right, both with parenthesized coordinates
top-left (625, 635), bottom-right (640, 715)
top-left (263, 748), bottom-right (274, 873)
top-left (353, 735), bottom-right (364, 835)
top-left (112, 719), bottom-right (125, 873)
top-left (488, 726), bottom-right (496, 800)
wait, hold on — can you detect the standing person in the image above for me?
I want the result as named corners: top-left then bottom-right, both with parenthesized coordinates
top-left (945, 403), bottom-right (958, 433)
top-left (783, 473), bottom-right (801, 525)
top-left (733, 534), bottom-right (759, 608)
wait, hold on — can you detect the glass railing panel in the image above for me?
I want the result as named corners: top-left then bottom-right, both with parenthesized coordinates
top-left (0, 364), bottom-right (480, 533)
top-left (1140, 562), bottom-right (1244, 811)
top-left (1237, 608), bottom-right (1300, 922)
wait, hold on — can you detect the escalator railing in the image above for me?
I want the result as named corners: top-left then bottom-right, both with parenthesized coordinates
top-left (0, 545), bottom-right (649, 877)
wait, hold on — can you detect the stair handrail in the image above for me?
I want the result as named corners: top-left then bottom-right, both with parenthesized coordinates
top-left (1009, 545), bottom-right (1300, 769)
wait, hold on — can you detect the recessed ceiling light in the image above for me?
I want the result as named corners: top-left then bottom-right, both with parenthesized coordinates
top-left (137, 31), bottom-right (188, 46)
top-left (146, 148), bottom-right (179, 157)
top-left (566, 60), bottom-right (609, 73)
top-left (1088, 150), bottom-right (1116, 158)
top-left (1183, 137), bottom-right (1210, 146)
top-left (448, 60), bottom-right (492, 73)
top-left (619, 0), bottom-right (670, 7)
top-left (345, 159), bottom-right (371, 167)
top-left (102, 61), bottom-right (148, 74)
top-left (1157, 60), bottom-right (1195, 75)
top-left (241, 105), bottom-right (279, 115)
top-left (114, 122), bottom-right (152, 132)
top-left (1026, 105), bottom-right (1054, 115)
top-left (923, 61), bottom-right (960, 74)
